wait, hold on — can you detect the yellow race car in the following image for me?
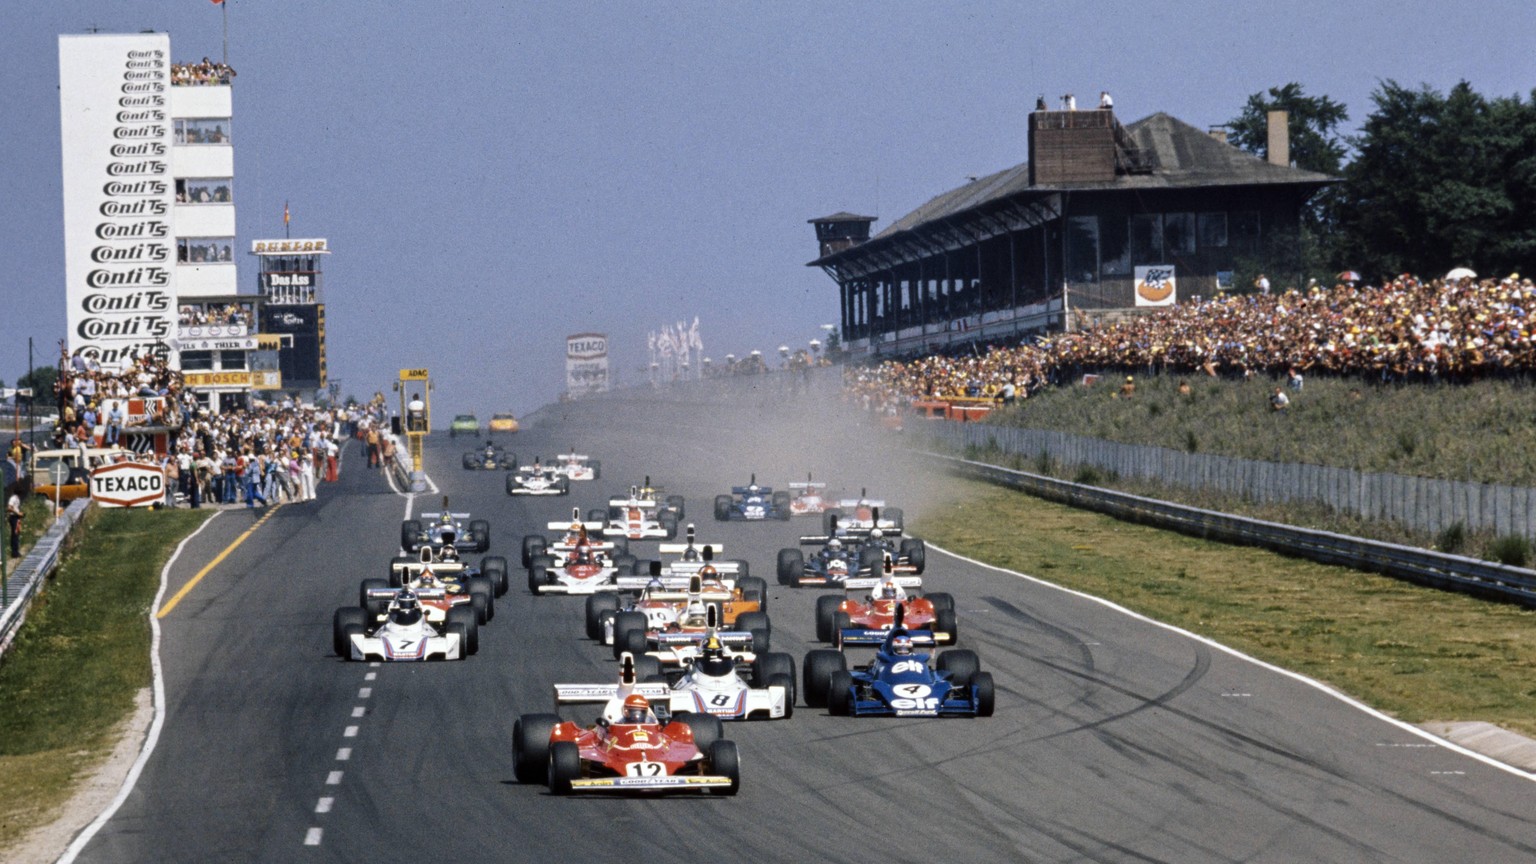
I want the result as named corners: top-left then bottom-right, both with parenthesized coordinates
top-left (488, 412), bottom-right (520, 434)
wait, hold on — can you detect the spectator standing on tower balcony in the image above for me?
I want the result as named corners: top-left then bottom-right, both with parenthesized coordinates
top-left (1062, 93), bottom-right (1076, 111)
top-left (1035, 95), bottom-right (1048, 112)
top-left (1099, 90), bottom-right (1113, 110)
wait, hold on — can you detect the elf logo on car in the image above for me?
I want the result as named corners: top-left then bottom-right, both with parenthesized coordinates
top-left (890, 697), bottom-right (939, 711)
top-left (89, 462), bottom-right (163, 508)
top-left (889, 660), bottom-right (925, 675)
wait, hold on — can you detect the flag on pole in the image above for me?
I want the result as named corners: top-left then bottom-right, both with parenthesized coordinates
top-left (210, 0), bottom-right (224, 5)
top-left (283, 201), bottom-right (290, 226)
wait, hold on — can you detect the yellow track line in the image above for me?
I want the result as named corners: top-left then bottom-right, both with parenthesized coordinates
top-left (156, 504), bottom-right (285, 618)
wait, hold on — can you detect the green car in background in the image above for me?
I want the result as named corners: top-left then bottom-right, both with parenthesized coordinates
top-left (450, 414), bottom-right (480, 438)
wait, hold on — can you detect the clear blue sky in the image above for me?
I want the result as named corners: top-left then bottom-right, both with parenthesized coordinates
top-left (4, 0), bottom-right (1534, 416)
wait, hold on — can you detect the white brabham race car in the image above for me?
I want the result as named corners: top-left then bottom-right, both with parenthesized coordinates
top-left (553, 452), bottom-right (601, 481)
top-left (506, 460), bottom-right (571, 496)
top-left (332, 588), bottom-right (472, 661)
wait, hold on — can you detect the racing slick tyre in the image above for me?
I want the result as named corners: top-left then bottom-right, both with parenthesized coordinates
top-left (469, 519), bottom-right (491, 552)
top-left (612, 611), bottom-right (649, 660)
top-left (900, 537), bottom-right (926, 574)
top-left (447, 622), bottom-right (470, 659)
top-left (829, 612), bottom-right (852, 648)
top-left (528, 564), bottom-right (549, 595)
top-left (629, 559), bottom-right (655, 576)
top-left (754, 652), bottom-right (796, 700)
top-left (772, 491), bottom-right (792, 519)
top-left (827, 671), bottom-right (854, 716)
top-left (481, 556), bottom-right (509, 596)
top-left (937, 648), bottom-right (980, 688)
top-left (521, 535), bottom-right (546, 568)
top-left (679, 713), bottom-right (722, 751)
top-left (504, 474), bottom-right (519, 496)
top-left (709, 740), bottom-right (741, 796)
top-left (972, 671), bottom-right (996, 717)
top-left (713, 495), bottom-right (732, 521)
top-left (737, 576), bottom-right (768, 610)
top-left (634, 655), bottom-right (663, 682)
top-left (802, 649), bottom-right (847, 708)
top-left (589, 460), bottom-right (601, 479)
top-left (736, 611), bottom-right (770, 636)
top-left (333, 607), bottom-right (367, 658)
top-left (530, 554), bottom-right (555, 570)
top-left (729, 559), bottom-right (751, 580)
top-left (768, 673), bottom-right (796, 718)
top-left (883, 507), bottom-right (905, 533)
top-left (587, 508), bottom-right (606, 525)
top-left (777, 548), bottom-right (804, 586)
top-left (609, 537), bottom-right (629, 557)
top-left (666, 495), bottom-right (686, 519)
top-left (611, 554), bottom-right (637, 575)
top-left (658, 512), bottom-right (678, 540)
top-left (462, 453), bottom-right (476, 470)
top-left (447, 606), bottom-right (479, 655)
top-left (548, 741), bottom-right (581, 795)
top-left (512, 713), bottom-right (560, 783)
top-left (401, 520), bottom-right (422, 552)
top-left (821, 509), bottom-right (844, 536)
top-left (585, 593), bottom-right (619, 641)
top-left (557, 478), bottom-right (571, 495)
top-left (815, 595), bottom-right (843, 642)
top-left (925, 591), bottom-right (955, 614)
top-left (359, 579), bottom-right (390, 617)
top-left (934, 609), bottom-right (959, 646)
top-left (468, 577), bottom-right (494, 623)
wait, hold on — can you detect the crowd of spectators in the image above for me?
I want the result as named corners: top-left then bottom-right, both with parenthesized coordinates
top-left (178, 303), bottom-right (251, 328)
top-left (179, 242), bottom-right (234, 264)
top-left (848, 273), bottom-right (1536, 407)
top-left (51, 344), bottom-right (181, 448)
top-left (171, 59), bottom-right (235, 86)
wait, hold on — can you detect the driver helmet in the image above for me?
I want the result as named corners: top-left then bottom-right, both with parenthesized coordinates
top-left (869, 528), bottom-right (884, 540)
top-left (621, 693), bottom-right (650, 724)
top-left (439, 513), bottom-right (454, 525)
top-left (890, 633), bottom-right (914, 656)
top-left (878, 580), bottom-right (900, 600)
top-left (697, 635), bottom-right (732, 676)
top-left (698, 564), bottom-right (718, 581)
top-left (391, 589), bottom-right (422, 625)
top-left (748, 484), bottom-right (759, 493)
top-left (827, 537), bottom-right (843, 552)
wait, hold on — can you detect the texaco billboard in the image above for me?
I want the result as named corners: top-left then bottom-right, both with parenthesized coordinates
top-left (565, 333), bottom-right (609, 397)
top-left (59, 34), bottom-right (177, 371)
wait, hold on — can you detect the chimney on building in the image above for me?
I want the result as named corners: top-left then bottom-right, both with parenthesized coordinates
top-left (1266, 110), bottom-right (1290, 167)
top-left (1208, 127), bottom-right (1229, 145)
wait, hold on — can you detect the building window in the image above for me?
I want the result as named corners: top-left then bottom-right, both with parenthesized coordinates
top-left (1165, 213), bottom-right (1196, 256)
top-left (1198, 212), bottom-right (1229, 248)
top-left (180, 350), bottom-right (214, 371)
top-left (1066, 216), bottom-right (1100, 283)
top-left (176, 178), bottom-right (232, 204)
top-left (1231, 210), bottom-right (1260, 252)
top-left (1100, 214), bottom-right (1130, 276)
top-left (220, 351), bottom-right (248, 371)
top-left (178, 237), bottom-right (235, 264)
top-left (173, 118), bottom-right (231, 145)
top-left (1130, 213), bottom-right (1163, 263)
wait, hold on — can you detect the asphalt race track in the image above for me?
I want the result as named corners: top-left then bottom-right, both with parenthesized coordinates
top-left (74, 393), bottom-right (1536, 863)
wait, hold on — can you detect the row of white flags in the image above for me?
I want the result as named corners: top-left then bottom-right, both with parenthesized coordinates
top-left (648, 317), bottom-right (703, 359)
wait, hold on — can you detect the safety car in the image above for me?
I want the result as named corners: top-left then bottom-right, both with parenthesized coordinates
top-left (332, 588), bottom-right (473, 661)
top-left (511, 653), bottom-right (741, 795)
top-left (488, 412), bottom-right (520, 434)
top-left (802, 606), bottom-right (992, 717)
top-left (449, 414), bottom-right (480, 438)
top-left (713, 474), bottom-right (791, 521)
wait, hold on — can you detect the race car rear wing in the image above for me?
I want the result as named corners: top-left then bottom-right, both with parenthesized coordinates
top-left (788, 482), bottom-right (827, 491)
top-left (555, 453), bottom-right (591, 461)
top-left (418, 512), bottom-right (472, 521)
top-left (553, 682), bottom-right (673, 704)
top-left (840, 576), bottom-right (924, 591)
top-left (607, 498), bottom-right (659, 508)
top-left (837, 627), bottom-right (941, 647)
top-left (611, 575), bottom-right (738, 593)
top-left (652, 630), bottom-right (755, 649)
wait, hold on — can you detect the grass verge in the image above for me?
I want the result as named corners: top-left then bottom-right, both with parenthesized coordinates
top-left (0, 506), bottom-right (208, 853)
top-left (914, 479), bottom-right (1536, 738)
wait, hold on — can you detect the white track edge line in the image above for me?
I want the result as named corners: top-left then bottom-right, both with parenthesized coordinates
top-left (926, 540), bottom-right (1536, 783)
top-left (58, 510), bottom-right (226, 863)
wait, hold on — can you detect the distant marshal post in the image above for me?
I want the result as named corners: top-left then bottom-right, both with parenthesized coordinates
top-left (396, 367), bottom-right (431, 492)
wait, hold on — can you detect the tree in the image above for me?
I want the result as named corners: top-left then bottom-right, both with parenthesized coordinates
top-left (1228, 83), bottom-right (1351, 278)
top-left (17, 366), bottom-right (58, 407)
top-left (1334, 80), bottom-right (1536, 278)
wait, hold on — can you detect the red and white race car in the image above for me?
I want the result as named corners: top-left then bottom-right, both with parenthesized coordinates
top-left (787, 474), bottom-right (830, 515)
top-left (816, 568), bottom-right (957, 647)
top-left (598, 484), bottom-right (683, 540)
top-left (511, 654), bottom-right (741, 795)
top-left (819, 490), bottom-right (903, 534)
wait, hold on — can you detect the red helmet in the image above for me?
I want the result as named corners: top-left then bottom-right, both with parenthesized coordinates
top-left (621, 693), bottom-right (650, 723)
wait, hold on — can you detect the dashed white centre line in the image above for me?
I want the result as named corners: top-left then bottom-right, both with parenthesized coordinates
top-left (358, 687), bottom-right (372, 698)
top-left (336, 748), bottom-right (351, 761)
top-left (351, 706), bottom-right (366, 718)
top-left (364, 672), bottom-right (377, 681)
top-left (304, 828), bottom-right (323, 846)
top-left (315, 797), bottom-right (333, 814)
top-left (326, 771), bottom-right (343, 785)
top-left (343, 725), bottom-right (359, 737)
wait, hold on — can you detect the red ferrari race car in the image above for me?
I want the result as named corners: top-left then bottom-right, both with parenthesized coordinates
top-left (511, 654), bottom-right (741, 795)
top-left (815, 568), bottom-right (957, 647)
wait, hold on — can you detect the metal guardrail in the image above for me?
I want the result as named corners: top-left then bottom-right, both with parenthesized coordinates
top-left (924, 451), bottom-right (1536, 608)
top-left (0, 498), bottom-right (92, 656)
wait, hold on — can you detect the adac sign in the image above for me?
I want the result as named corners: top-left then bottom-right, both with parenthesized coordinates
top-left (90, 461), bottom-right (164, 508)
